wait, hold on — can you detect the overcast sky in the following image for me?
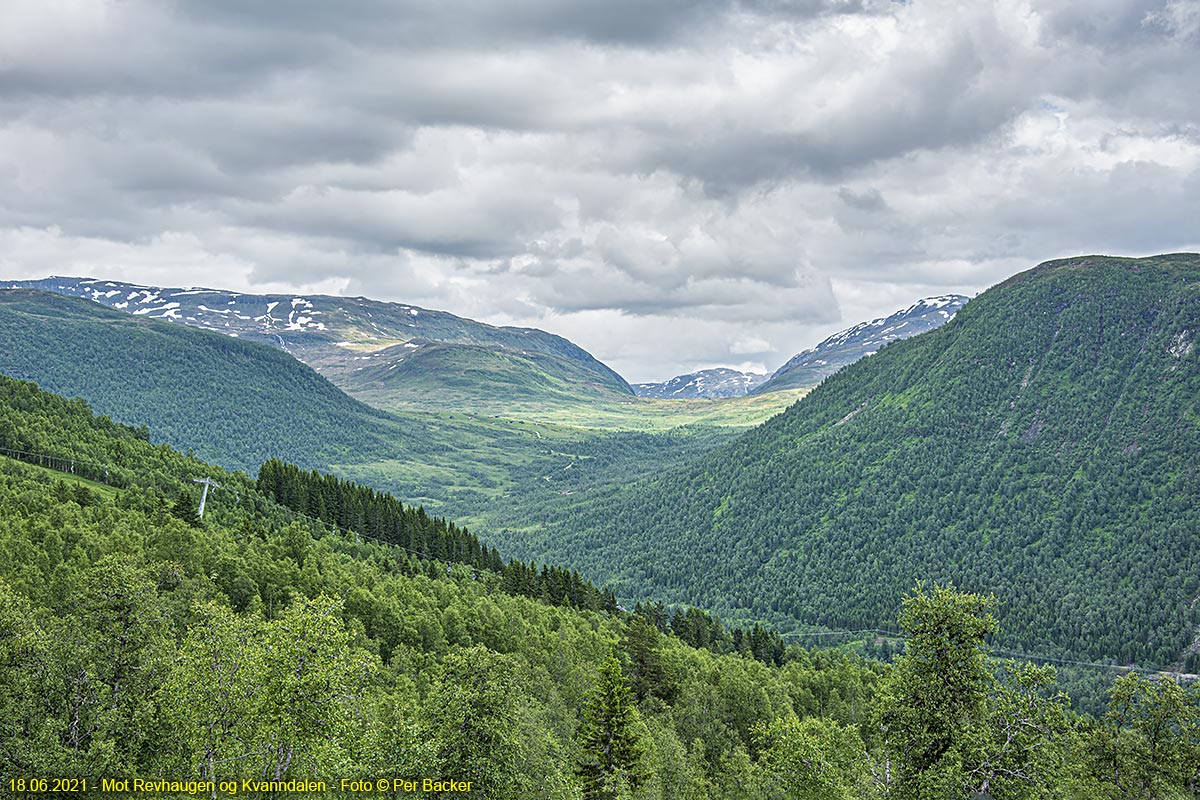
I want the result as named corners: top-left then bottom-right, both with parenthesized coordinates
top-left (2, 0), bottom-right (1198, 382)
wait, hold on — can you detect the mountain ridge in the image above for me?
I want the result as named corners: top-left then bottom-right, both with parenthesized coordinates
top-left (4, 276), bottom-right (634, 408)
top-left (499, 254), bottom-right (1200, 669)
top-left (634, 367), bottom-right (769, 398)
top-left (751, 294), bottom-right (969, 393)
top-left (633, 295), bottom-right (968, 398)
top-left (0, 288), bottom-right (427, 472)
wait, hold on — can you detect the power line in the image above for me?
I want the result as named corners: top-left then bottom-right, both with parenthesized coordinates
top-left (3, 444), bottom-right (1195, 678)
top-left (192, 476), bottom-right (221, 518)
top-left (1, 443), bottom-right (479, 572)
top-left (781, 628), bottom-right (902, 639)
top-left (0, 445), bottom-right (116, 483)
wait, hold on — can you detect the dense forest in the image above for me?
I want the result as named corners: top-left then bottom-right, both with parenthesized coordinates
top-left (1, 374), bottom-right (1198, 798)
top-left (257, 457), bottom-right (795, 663)
top-left (257, 457), bottom-right (617, 614)
top-left (507, 255), bottom-right (1200, 673)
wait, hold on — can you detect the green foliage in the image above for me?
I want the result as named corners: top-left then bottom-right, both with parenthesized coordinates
top-left (885, 585), bottom-right (997, 773)
top-left (2, 334), bottom-right (1198, 799)
top-left (423, 646), bottom-right (572, 797)
top-left (577, 654), bottom-right (649, 799)
top-left (622, 618), bottom-right (679, 707)
top-left (8, 275), bottom-right (635, 407)
top-left (631, 600), bottom-right (788, 668)
top-left (757, 717), bottom-right (874, 800)
top-left (258, 458), bottom-right (505, 573)
top-left (1083, 672), bottom-right (1200, 799)
top-left (879, 584), bottom-right (998, 796)
top-left (963, 661), bottom-right (1073, 799)
top-left (878, 585), bottom-right (1085, 799)
top-left (259, 457), bottom-right (619, 615)
top-left (0, 376), bottom-right (830, 795)
top-left (519, 254), bottom-right (1200, 677)
top-left (165, 596), bottom-right (364, 781)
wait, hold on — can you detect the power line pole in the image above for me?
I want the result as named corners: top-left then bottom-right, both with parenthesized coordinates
top-left (192, 477), bottom-right (221, 519)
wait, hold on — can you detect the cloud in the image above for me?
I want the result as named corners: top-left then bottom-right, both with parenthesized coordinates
top-left (837, 187), bottom-right (888, 212)
top-left (0, 0), bottom-right (1197, 381)
top-left (730, 335), bottom-right (773, 355)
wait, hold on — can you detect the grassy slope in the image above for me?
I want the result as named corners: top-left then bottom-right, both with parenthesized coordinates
top-left (345, 341), bottom-right (637, 408)
top-left (7, 277), bottom-right (636, 406)
top-left (332, 389), bottom-right (804, 530)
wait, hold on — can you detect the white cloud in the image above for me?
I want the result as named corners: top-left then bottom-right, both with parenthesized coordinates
top-left (730, 335), bottom-right (772, 355)
top-left (0, 0), bottom-right (1197, 381)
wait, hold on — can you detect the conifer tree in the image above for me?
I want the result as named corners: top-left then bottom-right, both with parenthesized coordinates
top-left (621, 618), bottom-right (677, 706)
top-left (577, 653), bottom-right (648, 799)
top-left (171, 489), bottom-right (201, 527)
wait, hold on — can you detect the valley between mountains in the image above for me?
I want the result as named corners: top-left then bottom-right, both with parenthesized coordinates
top-left (2, 254), bottom-right (1199, 796)
top-left (4, 256), bottom-right (1199, 681)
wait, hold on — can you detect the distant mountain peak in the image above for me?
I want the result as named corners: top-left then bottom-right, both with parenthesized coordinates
top-left (634, 367), bottom-right (769, 399)
top-left (753, 294), bottom-right (969, 393)
top-left (636, 295), bottom-right (970, 399)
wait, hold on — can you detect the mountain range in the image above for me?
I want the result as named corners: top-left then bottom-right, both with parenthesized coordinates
top-left (634, 368), bottom-right (770, 398)
top-left (4, 277), bottom-right (633, 411)
top-left (634, 295), bottom-right (968, 398)
top-left (0, 287), bottom-right (787, 516)
top-left (5, 256), bottom-right (1200, 678)
top-left (12, 277), bottom-right (971, 406)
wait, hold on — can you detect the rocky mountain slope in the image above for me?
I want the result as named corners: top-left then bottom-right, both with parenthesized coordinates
top-left (634, 368), bottom-right (769, 398)
top-left (634, 295), bottom-right (967, 399)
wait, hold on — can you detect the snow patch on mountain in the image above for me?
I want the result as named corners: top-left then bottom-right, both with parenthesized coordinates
top-left (635, 368), bottom-right (770, 399)
top-left (4, 275), bottom-right (636, 398)
top-left (753, 294), bottom-right (969, 393)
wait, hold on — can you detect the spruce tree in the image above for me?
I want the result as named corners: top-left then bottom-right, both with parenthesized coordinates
top-left (171, 489), bottom-right (202, 527)
top-left (576, 653), bottom-right (648, 799)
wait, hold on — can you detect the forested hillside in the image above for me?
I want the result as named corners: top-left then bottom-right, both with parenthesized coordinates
top-left (2, 373), bottom-right (1197, 798)
top-left (511, 254), bottom-right (1200, 672)
top-left (0, 287), bottom-right (794, 521)
top-left (0, 289), bottom-right (420, 472)
top-left (256, 457), bottom-right (620, 615)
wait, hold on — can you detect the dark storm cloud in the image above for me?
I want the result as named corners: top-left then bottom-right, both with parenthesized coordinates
top-left (1, 0), bottom-right (1197, 380)
top-left (0, 7), bottom-right (335, 99)
top-left (180, 0), bottom-right (874, 48)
